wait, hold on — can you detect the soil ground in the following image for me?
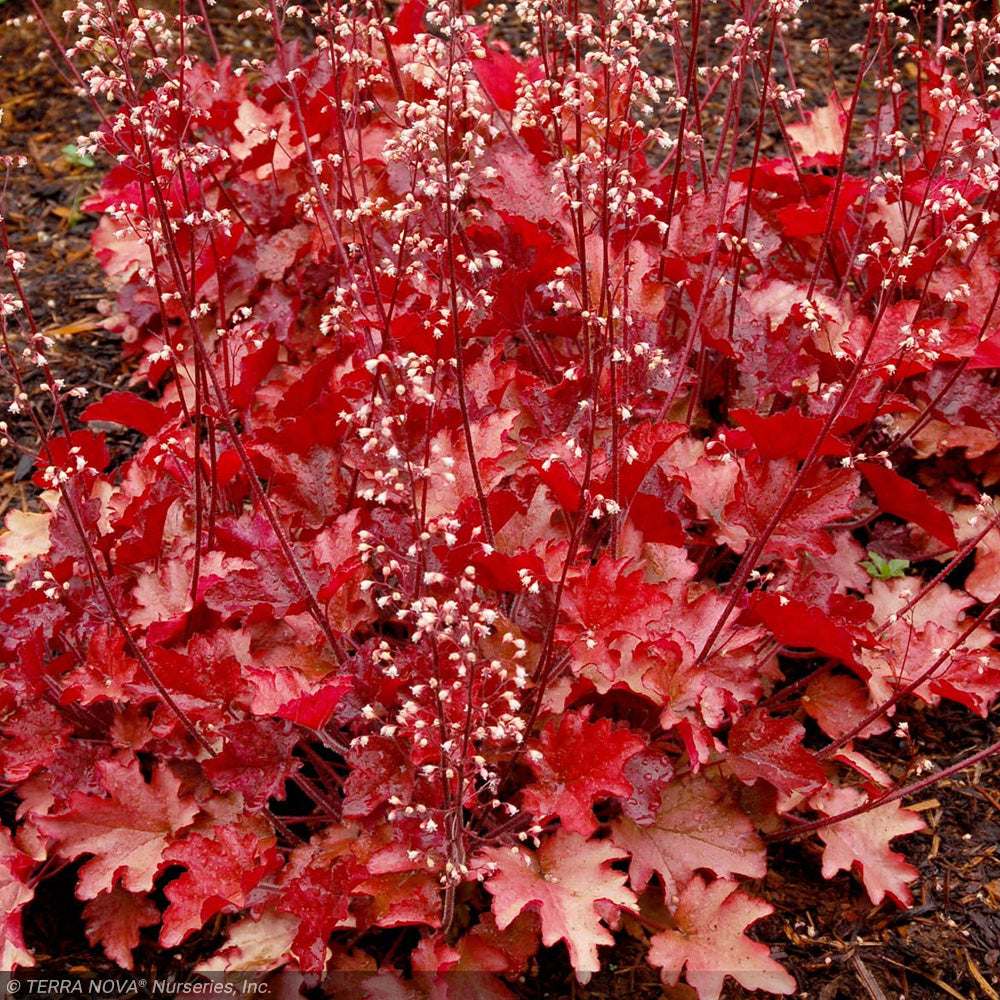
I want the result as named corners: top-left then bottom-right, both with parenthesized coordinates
top-left (0, 1), bottom-right (998, 997)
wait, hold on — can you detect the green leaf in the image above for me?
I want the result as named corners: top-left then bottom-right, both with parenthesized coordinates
top-left (860, 551), bottom-right (909, 580)
top-left (61, 143), bottom-right (96, 169)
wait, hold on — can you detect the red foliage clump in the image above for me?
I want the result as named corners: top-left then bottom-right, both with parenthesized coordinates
top-left (3, 0), bottom-right (1000, 994)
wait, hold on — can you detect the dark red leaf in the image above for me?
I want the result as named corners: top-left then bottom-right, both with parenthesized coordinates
top-left (521, 712), bottom-right (645, 836)
top-left (751, 593), bottom-right (858, 666)
top-left (728, 710), bottom-right (825, 796)
top-left (731, 408), bottom-right (849, 462)
top-left (274, 678), bottom-right (352, 730)
top-left (33, 430), bottom-right (109, 487)
top-left (343, 736), bottom-right (415, 819)
top-left (859, 462), bottom-right (958, 548)
top-left (393, 0), bottom-right (427, 42)
top-left (161, 824), bottom-right (281, 947)
top-left (202, 719), bottom-right (302, 811)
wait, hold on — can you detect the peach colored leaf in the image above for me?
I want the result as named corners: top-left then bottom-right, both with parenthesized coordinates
top-left (89, 216), bottom-right (151, 279)
top-left (129, 560), bottom-right (196, 630)
top-left (36, 758), bottom-right (200, 900)
top-left (479, 831), bottom-right (636, 983)
top-left (867, 577), bottom-right (973, 633)
top-left (0, 509), bottom-right (51, 572)
top-left (255, 224), bottom-right (312, 283)
top-left (802, 671), bottom-right (890, 740)
top-left (810, 785), bottom-right (925, 905)
top-left (83, 888), bottom-right (160, 970)
top-left (195, 909), bottom-right (299, 972)
top-left (423, 411), bottom-right (517, 521)
top-left (229, 99), bottom-right (295, 173)
top-left (647, 876), bottom-right (796, 1000)
top-left (0, 828), bottom-right (35, 969)
top-left (611, 775), bottom-right (766, 900)
top-left (786, 99), bottom-right (848, 167)
top-left (965, 522), bottom-right (1000, 603)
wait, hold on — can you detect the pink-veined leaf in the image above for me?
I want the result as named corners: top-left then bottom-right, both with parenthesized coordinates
top-left (83, 888), bottom-right (160, 970)
top-left (811, 785), bottom-right (925, 905)
top-left (647, 876), bottom-right (796, 1000)
top-left (36, 758), bottom-right (201, 900)
top-left (479, 831), bottom-right (636, 982)
top-left (610, 774), bottom-right (765, 900)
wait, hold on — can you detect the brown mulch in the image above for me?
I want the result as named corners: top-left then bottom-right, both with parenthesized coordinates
top-left (0, 0), bottom-right (113, 514)
top-left (1, 2), bottom-right (999, 997)
top-left (519, 702), bottom-right (1000, 1000)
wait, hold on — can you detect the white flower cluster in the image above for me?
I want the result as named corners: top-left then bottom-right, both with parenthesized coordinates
top-left (353, 535), bottom-right (533, 881)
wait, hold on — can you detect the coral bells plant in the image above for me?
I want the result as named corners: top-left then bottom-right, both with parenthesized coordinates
top-left (4, 0), bottom-right (1000, 992)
